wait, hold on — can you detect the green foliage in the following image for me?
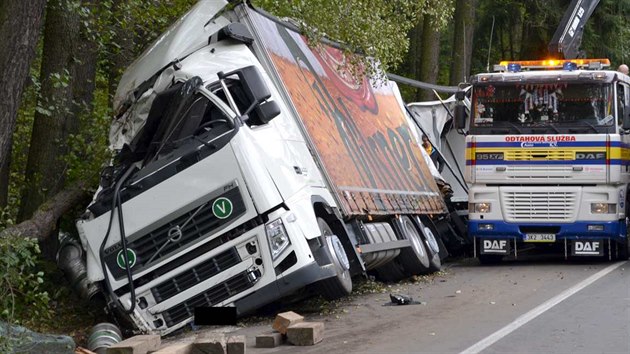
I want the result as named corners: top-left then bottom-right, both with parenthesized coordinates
top-left (0, 236), bottom-right (52, 328)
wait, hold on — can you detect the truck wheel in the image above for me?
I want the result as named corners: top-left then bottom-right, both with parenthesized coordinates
top-left (619, 217), bottom-right (630, 260)
top-left (316, 218), bottom-right (352, 300)
top-left (397, 216), bottom-right (432, 276)
top-left (414, 217), bottom-right (448, 272)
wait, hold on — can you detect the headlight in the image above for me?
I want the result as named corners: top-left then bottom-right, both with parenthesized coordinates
top-left (471, 202), bottom-right (491, 213)
top-left (265, 218), bottom-right (290, 260)
top-left (591, 203), bottom-right (617, 214)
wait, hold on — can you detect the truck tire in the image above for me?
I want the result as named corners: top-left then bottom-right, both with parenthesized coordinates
top-left (397, 216), bottom-right (432, 276)
top-left (414, 217), bottom-right (442, 273)
top-left (316, 218), bottom-right (353, 300)
top-left (619, 217), bottom-right (630, 260)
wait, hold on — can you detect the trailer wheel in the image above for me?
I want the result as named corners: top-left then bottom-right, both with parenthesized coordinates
top-left (397, 216), bottom-right (432, 275)
top-left (316, 218), bottom-right (352, 300)
top-left (414, 217), bottom-right (442, 272)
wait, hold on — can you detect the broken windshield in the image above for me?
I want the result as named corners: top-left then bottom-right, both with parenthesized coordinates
top-left (470, 82), bottom-right (615, 134)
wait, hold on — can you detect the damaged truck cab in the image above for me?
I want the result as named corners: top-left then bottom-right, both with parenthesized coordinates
top-left (76, 1), bottom-right (448, 335)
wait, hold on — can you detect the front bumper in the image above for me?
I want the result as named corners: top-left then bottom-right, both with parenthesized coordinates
top-left (468, 220), bottom-right (626, 241)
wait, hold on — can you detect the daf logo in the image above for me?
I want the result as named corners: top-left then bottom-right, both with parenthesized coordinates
top-left (576, 152), bottom-right (605, 160)
top-left (572, 241), bottom-right (603, 256)
top-left (481, 239), bottom-right (510, 254)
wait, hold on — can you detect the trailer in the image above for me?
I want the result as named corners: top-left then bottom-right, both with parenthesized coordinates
top-left (71, 0), bottom-right (448, 334)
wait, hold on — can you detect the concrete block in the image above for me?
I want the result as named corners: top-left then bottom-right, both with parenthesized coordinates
top-left (287, 322), bottom-right (324, 346)
top-left (272, 311), bottom-right (304, 335)
top-left (106, 335), bottom-right (161, 354)
top-left (191, 333), bottom-right (226, 354)
top-left (226, 335), bottom-right (245, 354)
top-left (255, 332), bottom-right (283, 348)
top-left (151, 342), bottom-right (193, 354)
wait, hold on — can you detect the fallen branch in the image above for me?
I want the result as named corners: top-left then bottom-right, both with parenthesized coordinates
top-left (0, 181), bottom-right (90, 241)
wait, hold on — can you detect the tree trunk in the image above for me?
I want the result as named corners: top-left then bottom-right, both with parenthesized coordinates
top-left (1, 182), bottom-right (90, 241)
top-left (406, 19), bottom-right (424, 101)
top-left (0, 145), bottom-right (10, 208)
top-left (0, 0), bottom-right (47, 206)
top-left (71, 0), bottom-right (99, 130)
top-left (19, 0), bottom-right (82, 222)
top-left (418, 14), bottom-right (442, 102)
top-left (449, 0), bottom-right (477, 86)
top-left (19, 0), bottom-right (83, 259)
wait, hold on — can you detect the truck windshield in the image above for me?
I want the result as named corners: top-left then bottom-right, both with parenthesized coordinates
top-left (470, 82), bottom-right (615, 134)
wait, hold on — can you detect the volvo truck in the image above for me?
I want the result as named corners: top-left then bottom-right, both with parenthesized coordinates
top-left (73, 0), bottom-right (448, 334)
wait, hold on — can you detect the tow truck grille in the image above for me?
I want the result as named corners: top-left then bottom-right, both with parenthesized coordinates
top-left (162, 271), bottom-right (254, 328)
top-left (503, 191), bottom-right (577, 222)
top-left (151, 247), bottom-right (240, 303)
top-left (504, 150), bottom-right (574, 160)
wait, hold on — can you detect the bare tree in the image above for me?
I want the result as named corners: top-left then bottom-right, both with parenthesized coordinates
top-left (0, 0), bottom-right (47, 208)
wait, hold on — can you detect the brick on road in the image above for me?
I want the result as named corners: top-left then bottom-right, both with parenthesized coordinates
top-left (287, 322), bottom-right (324, 346)
top-left (272, 311), bottom-right (304, 335)
top-left (191, 333), bottom-right (226, 354)
top-left (106, 335), bottom-right (161, 354)
top-left (151, 342), bottom-right (193, 354)
top-left (226, 335), bottom-right (246, 354)
top-left (255, 332), bottom-right (283, 348)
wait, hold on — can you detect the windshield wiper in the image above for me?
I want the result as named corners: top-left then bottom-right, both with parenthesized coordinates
top-left (499, 121), bottom-right (523, 134)
top-left (546, 122), bottom-right (560, 134)
top-left (581, 121), bottom-right (599, 133)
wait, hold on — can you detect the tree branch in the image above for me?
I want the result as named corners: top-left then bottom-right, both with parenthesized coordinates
top-left (0, 182), bottom-right (90, 241)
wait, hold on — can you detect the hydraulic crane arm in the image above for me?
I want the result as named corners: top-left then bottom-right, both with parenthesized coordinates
top-left (548, 0), bottom-right (600, 59)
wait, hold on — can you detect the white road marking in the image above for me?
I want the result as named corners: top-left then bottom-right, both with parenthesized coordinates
top-left (459, 261), bottom-right (626, 354)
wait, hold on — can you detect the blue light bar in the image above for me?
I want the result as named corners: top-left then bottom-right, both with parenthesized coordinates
top-left (507, 63), bottom-right (521, 72)
top-left (563, 62), bottom-right (578, 71)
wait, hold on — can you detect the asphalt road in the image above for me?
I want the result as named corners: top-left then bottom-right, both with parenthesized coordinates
top-left (165, 257), bottom-right (630, 353)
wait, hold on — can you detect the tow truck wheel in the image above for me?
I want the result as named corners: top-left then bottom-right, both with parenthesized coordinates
top-left (316, 218), bottom-right (353, 300)
top-left (619, 217), bottom-right (630, 260)
top-left (397, 216), bottom-right (432, 275)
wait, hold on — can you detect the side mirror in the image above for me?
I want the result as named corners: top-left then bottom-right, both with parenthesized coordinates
top-left (225, 65), bottom-right (271, 105)
top-left (623, 104), bottom-right (630, 130)
top-left (454, 103), bottom-right (467, 130)
top-left (247, 100), bottom-right (281, 126)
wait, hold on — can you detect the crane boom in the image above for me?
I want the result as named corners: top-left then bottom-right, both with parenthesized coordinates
top-left (548, 0), bottom-right (600, 59)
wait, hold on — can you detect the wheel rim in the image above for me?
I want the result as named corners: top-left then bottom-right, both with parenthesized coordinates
top-left (404, 220), bottom-right (428, 262)
top-left (330, 235), bottom-right (350, 271)
top-left (423, 225), bottom-right (440, 254)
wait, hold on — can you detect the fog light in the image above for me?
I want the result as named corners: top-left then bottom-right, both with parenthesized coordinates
top-left (478, 223), bottom-right (494, 231)
top-left (587, 224), bottom-right (604, 231)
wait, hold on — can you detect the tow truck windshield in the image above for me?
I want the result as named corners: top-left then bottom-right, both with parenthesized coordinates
top-left (471, 81), bottom-right (615, 135)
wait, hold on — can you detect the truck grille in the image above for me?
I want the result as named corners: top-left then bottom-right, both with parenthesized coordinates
top-left (104, 187), bottom-right (245, 279)
top-left (162, 271), bottom-right (255, 328)
top-left (503, 191), bottom-right (577, 222)
top-left (151, 247), bottom-right (240, 303)
top-left (504, 150), bottom-right (574, 160)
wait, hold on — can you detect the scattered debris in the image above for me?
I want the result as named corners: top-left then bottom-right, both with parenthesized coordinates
top-left (192, 332), bottom-right (226, 354)
top-left (151, 342), bottom-right (193, 354)
top-left (106, 334), bottom-right (160, 354)
top-left (286, 322), bottom-right (325, 346)
top-left (255, 332), bottom-right (283, 348)
top-left (226, 335), bottom-right (246, 354)
top-left (455, 290), bottom-right (462, 294)
top-left (383, 293), bottom-right (422, 306)
top-left (272, 311), bottom-right (304, 335)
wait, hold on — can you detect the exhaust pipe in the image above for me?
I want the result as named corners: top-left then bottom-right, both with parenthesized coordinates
top-left (57, 231), bottom-right (100, 300)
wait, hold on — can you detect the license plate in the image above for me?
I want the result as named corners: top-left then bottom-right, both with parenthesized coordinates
top-left (524, 233), bottom-right (556, 242)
